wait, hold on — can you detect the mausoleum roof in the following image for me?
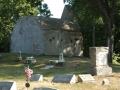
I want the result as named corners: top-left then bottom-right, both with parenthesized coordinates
top-left (35, 16), bottom-right (80, 31)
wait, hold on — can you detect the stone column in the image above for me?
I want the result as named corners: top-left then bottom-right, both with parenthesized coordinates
top-left (89, 47), bottom-right (112, 76)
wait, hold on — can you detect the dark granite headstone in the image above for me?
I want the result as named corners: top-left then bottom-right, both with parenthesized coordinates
top-left (30, 74), bottom-right (43, 81)
top-left (33, 87), bottom-right (59, 90)
top-left (0, 81), bottom-right (16, 90)
top-left (52, 74), bottom-right (76, 84)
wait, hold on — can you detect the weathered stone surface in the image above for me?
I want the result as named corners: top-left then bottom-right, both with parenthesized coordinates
top-left (102, 78), bottom-right (109, 85)
top-left (89, 66), bottom-right (112, 76)
top-left (10, 5), bottom-right (83, 57)
top-left (89, 47), bottom-right (108, 67)
top-left (58, 53), bottom-right (65, 62)
top-left (89, 47), bottom-right (112, 76)
top-left (0, 81), bottom-right (16, 90)
top-left (33, 87), bottom-right (59, 90)
top-left (52, 74), bottom-right (76, 84)
top-left (30, 74), bottom-right (43, 81)
top-left (78, 74), bottom-right (95, 83)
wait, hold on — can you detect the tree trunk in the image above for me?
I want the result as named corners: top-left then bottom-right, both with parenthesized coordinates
top-left (105, 16), bottom-right (115, 63)
top-left (89, 0), bottom-right (116, 63)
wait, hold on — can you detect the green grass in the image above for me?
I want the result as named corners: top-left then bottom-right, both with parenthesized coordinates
top-left (0, 53), bottom-right (120, 90)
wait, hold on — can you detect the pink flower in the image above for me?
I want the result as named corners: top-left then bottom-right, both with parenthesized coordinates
top-left (25, 69), bottom-right (33, 79)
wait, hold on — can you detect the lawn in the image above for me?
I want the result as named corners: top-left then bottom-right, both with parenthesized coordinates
top-left (0, 53), bottom-right (120, 90)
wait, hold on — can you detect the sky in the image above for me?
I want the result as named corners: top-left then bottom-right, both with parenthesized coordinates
top-left (42, 0), bottom-right (68, 18)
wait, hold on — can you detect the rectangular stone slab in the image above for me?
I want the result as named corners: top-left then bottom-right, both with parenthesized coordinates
top-left (78, 74), bottom-right (95, 83)
top-left (0, 81), bottom-right (16, 90)
top-left (33, 87), bottom-right (59, 90)
top-left (52, 74), bottom-right (75, 84)
top-left (30, 74), bottom-right (43, 81)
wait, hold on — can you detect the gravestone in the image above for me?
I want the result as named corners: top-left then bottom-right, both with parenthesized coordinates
top-left (33, 87), bottom-right (59, 90)
top-left (102, 78), bottom-right (109, 85)
top-left (0, 81), bottom-right (16, 90)
top-left (52, 74), bottom-right (76, 84)
top-left (49, 53), bottom-right (65, 66)
top-left (58, 53), bottom-right (65, 62)
top-left (78, 74), bottom-right (95, 83)
top-left (16, 51), bottom-right (22, 61)
top-left (25, 56), bottom-right (36, 64)
top-left (89, 47), bottom-right (112, 75)
top-left (30, 74), bottom-right (43, 81)
top-left (40, 65), bottom-right (54, 70)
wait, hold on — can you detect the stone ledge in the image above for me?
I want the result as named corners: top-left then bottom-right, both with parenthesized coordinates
top-left (88, 66), bottom-right (112, 76)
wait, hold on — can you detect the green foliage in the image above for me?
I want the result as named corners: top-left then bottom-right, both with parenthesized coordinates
top-left (64, 0), bottom-right (120, 57)
top-left (64, 0), bottom-right (107, 56)
top-left (112, 53), bottom-right (120, 65)
top-left (114, 2), bottom-right (120, 54)
top-left (0, 0), bottom-right (52, 52)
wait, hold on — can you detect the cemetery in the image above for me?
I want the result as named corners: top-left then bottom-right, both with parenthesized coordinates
top-left (0, 52), bottom-right (120, 90)
top-left (0, 3), bottom-right (120, 90)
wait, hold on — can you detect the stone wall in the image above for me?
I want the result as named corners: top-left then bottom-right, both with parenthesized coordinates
top-left (44, 30), bottom-right (83, 56)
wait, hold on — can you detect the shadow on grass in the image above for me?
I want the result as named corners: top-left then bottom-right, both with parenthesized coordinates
top-left (0, 53), bottom-right (120, 80)
top-left (0, 53), bottom-right (90, 79)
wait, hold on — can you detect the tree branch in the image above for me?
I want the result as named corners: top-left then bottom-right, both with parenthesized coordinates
top-left (89, 0), bottom-right (109, 20)
top-left (111, 0), bottom-right (116, 15)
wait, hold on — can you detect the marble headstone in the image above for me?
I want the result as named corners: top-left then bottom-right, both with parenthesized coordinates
top-left (52, 74), bottom-right (76, 84)
top-left (58, 53), bottom-right (65, 62)
top-left (78, 74), bottom-right (95, 83)
top-left (89, 47), bottom-right (112, 75)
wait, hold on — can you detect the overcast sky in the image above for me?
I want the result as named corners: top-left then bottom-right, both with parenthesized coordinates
top-left (42, 0), bottom-right (68, 18)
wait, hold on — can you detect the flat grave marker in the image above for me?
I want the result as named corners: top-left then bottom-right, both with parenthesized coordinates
top-left (33, 87), bottom-right (59, 90)
top-left (30, 74), bottom-right (43, 81)
top-left (0, 81), bottom-right (16, 90)
top-left (52, 74), bottom-right (76, 84)
top-left (78, 74), bottom-right (95, 83)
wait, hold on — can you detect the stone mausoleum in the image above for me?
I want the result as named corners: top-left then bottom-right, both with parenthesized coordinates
top-left (10, 5), bottom-right (83, 56)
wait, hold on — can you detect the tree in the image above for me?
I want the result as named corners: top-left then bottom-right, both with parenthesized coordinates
top-left (64, 0), bottom-right (117, 63)
top-left (89, 0), bottom-right (116, 63)
top-left (0, 0), bottom-right (52, 52)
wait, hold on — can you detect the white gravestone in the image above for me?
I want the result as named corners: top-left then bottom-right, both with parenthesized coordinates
top-left (49, 53), bottom-right (65, 66)
top-left (58, 53), bottom-right (65, 62)
top-left (102, 78), bottom-right (109, 85)
top-left (0, 81), bottom-right (16, 90)
top-left (52, 74), bottom-right (76, 84)
top-left (89, 47), bottom-right (112, 75)
top-left (30, 74), bottom-right (43, 81)
top-left (78, 74), bottom-right (95, 83)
